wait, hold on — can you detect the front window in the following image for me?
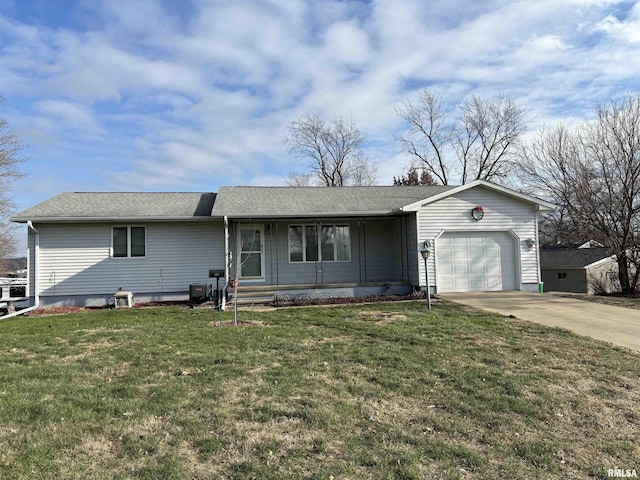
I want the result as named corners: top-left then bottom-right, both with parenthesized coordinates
top-left (289, 224), bottom-right (350, 262)
top-left (112, 226), bottom-right (146, 258)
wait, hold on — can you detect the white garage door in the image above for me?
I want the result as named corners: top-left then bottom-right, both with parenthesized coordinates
top-left (436, 231), bottom-right (517, 292)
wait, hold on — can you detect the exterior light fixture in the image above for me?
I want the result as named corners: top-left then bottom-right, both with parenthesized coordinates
top-left (418, 241), bottom-right (432, 310)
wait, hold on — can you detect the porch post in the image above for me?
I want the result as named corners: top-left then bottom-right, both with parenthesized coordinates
top-left (223, 216), bottom-right (229, 310)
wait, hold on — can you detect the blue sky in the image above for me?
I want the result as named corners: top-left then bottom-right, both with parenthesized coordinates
top-left (1, 0), bottom-right (639, 254)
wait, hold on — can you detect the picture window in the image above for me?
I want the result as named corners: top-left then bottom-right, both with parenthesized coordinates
top-left (289, 224), bottom-right (350, 262)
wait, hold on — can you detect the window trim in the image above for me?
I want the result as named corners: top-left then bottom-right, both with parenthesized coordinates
top-left (111, 225), bottom-right (147, 259)
top-left (288, 223), bottom-right (351, 263)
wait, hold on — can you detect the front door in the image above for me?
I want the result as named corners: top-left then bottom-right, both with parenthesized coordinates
top-left (238, 225), bottom-right (264, 280)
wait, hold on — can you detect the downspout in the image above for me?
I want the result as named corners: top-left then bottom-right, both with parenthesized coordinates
top-left (535, 206), bottom-right (542, 291)
top-left (223, 216), bottom-right (229, 310)
top-left (2, 221), bottom-right (40, 319)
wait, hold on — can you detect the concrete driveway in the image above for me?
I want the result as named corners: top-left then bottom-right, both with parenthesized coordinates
top-left (439, 291), bottom-right (640, 352)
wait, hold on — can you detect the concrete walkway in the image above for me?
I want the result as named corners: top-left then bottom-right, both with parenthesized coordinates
top-left (440, 291), bottom-right (640, 352)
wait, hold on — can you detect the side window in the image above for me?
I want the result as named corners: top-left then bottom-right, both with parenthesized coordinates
top-left (557, 272), bottom-right (567, 280)
top-left (112, 227), bottom-right (129, 258)
top-left (112, 226), bottom-right (146, 258)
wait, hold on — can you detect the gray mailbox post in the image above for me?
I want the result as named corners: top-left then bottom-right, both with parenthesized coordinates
top-left (419, 241), bottom-right (432, 310)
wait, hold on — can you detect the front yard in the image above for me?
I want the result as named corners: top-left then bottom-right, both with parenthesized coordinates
top-left (559, 292), bottom-right (640, 310)
top-left (0, 302), bottom-right (638, 479)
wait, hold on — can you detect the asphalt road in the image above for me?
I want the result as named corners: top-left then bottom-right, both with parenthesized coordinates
top-left (440, 291), bottom-right (640, 352)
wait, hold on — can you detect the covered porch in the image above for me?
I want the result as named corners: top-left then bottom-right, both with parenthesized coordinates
top-left (226, 216), bottom-right (418, 304)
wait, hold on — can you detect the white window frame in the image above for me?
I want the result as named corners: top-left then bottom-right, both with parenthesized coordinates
top-left (111, 226), bottom-right (147, 259)
top-left (288, 224), bottom-right (351, 263)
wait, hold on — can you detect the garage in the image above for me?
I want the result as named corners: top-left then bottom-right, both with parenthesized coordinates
top-left (436, 231), bottom-right (517, 292)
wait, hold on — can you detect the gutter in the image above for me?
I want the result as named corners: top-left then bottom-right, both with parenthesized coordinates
top-left (2, 221), bottom-right (39, 319)
top-left (10, 216), bottom-right (221, 223)
top-left (215, 211), bottom-right (396, 219)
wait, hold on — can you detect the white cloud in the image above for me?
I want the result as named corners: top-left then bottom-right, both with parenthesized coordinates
top-left (0, 0), bottom-right (638, 206)
top-left (33, 100), bottom-right (104, 135)
top-left (592, 10), bottom-right (640, 43)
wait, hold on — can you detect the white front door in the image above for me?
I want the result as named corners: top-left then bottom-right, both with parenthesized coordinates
top-left (436, 231), bottom-right (517, 292)
top-left (238, 225), bottom-right (264, 280)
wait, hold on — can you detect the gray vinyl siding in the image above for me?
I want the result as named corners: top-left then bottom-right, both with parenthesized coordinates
top-left (416, 186), bottom-right (539, 289)
top-left (406, 214), bottom-right (419, 286)
top-left (231, 218), bottom-right (408, 286)
top-left (34, 221), bottom-right (224, 298)
top-left (542, 261), bottom-right (620, 294)
top-left (541, 269), bottom-right (587, 293)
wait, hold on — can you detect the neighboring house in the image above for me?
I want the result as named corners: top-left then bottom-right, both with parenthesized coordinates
top-left (10, 180), bottom-right (555, 308)
top-left (540, 247), bottom-right (619, 294)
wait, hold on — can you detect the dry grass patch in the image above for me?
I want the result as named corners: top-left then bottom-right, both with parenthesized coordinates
top-left (357, 310), bottom-right (408, 324)
top-left (0, 302), bottom-right (638, 479)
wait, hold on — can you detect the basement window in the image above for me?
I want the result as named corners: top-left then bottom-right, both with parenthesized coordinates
top-left (112, 226), bottom-right (146, 258)
top-left (557, 272), bottom-right (567, 280)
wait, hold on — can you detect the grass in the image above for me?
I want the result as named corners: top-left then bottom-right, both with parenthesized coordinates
top-left (559, 292), bottom-right (640, 310)
top-left (0, 302), bottom-right (638, 479)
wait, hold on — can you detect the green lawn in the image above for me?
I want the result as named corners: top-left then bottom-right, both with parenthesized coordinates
top-left (559, 292), bottom-right (640, 310)
top-left (0, 302), bottom-right (638, 479)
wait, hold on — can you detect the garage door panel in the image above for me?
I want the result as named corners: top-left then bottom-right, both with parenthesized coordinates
top-left (470, 263), bottom-right (485, 274)
top-left (454, 278), bottom-right (470, 291)
top-left (486, 263), bottom-right (501, 275)
top-left (436, 231), bottom-right (517, 293)
top-left (454, 264), bottom-right (470, 275)
top-left (439, 263), bottom-right (454, 275)
top-left (438, 248), bottom-right (452, 261)
top-left (453, 249), bottom-right (469, 260)
top-left (485, 246), bottom-right (500, 259)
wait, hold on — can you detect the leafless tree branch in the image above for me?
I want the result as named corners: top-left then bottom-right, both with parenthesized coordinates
top-left (285, 113), bottom-right (376, 186)
top-left (519, 94), bottom-right (640, 293)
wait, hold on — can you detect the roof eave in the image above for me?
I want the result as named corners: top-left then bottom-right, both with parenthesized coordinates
top-left (585, 255), bottom-right (617, 269)
top-left (11, 216), bottom-right (221, 223)
top-left (400, 180), bottom-right (558, 211)
top-left (213, 210), bottom-right (399, 219)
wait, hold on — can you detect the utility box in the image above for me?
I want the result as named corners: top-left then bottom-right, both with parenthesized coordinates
top-left (189, 283), bottom-right (211, 304)
top-left (114, 291), bottom-right (134, 308)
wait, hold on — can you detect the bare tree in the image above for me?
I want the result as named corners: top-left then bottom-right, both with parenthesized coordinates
top-left (286, 113), bottom-right (377, 186)
top-left (519, 94), bottom-right (640, 293)
top-left (285, 172), bottom-right (313, 187)
top-left (394, 90), bottom-right (451, 184)
top-left (396, 90), bottom-right (527, 185)
top-left (0, 97), bottom-right (24, 270)
top-left (456, 95), bottom-right (527, 184)
top-left (348, 153), bottom-right (378, 186)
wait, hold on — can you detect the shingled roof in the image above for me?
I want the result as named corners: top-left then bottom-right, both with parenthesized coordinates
top-left (11, 192), bottom-right (217, 222)
top-left (211, 185), bottom-right (455, 217)
top-left (540, 247), bottom-right (615, 269)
